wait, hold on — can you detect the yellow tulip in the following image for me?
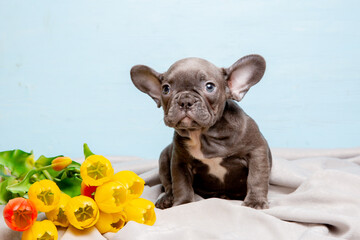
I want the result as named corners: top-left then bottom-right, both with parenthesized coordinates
top-left (95, 211), bottom-right (127, 234)
top-left (124, 198), bottom-right (156, 226)
top-left (65, 195), bottom-right (99, 230)
top-left (111, 171), bottom-right (145, 199)
top-left (46, 192), bottom-right (71, 227)
top-left (80, 155), bottom-right (114, 186)
top-left (94, 181), bottom-right (128, 213)
top-left (21, 220), bottom-right (58, 240)
top-left (28, 179), bottom-right (61, 212)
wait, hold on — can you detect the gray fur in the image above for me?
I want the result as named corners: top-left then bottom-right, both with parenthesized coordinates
top-left (131, 55), bottom-right (271, 209)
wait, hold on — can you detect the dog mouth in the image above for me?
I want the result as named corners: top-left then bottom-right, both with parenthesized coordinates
top-left (164, 92), bottom-right (215, 130)
top-left (175, 116), bottom-right (200, 129)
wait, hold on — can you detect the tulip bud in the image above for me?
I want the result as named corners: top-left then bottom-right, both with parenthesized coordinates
top-left (65, 195), bottom-right (99, 230)
top-left (51, 157), bottom-right (72, 171)
top-left (28, 179), bottom-right (61, 212)
top-left (111, 171), bottom-right (145, 199)
top-left (94, 181), bottom-right (128, 213)
top-left (80, 155), bottom-right (114, 186)
top-left (21, 220), bottom-right (58, 240)
top-left (3, 197), bottom-right (37, 232)
top-left (80, 181), bottom-right (97, 199)
top-left (95, 211), bottom-right (126, 234)
top-left (124, 198), bottom-right (156, 226)
top-left (46, 192), bottom-right (71, 227)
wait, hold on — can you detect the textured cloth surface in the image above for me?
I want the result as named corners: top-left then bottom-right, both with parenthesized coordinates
top-left (1, 148), bottom-right (360, 240)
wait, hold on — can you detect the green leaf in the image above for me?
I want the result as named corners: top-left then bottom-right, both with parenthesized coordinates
top-left (67, 161), bottom-right (81, 169)
top-left (83, 143), bottom-right (95, 159)
top-left (60, 171), bottom-right (67, 180)
top-left (0, 164), bottom-right (11, 178)
top-left (0, 177), bottom-right (18, 204)
top-left (0, 149), bottom-right (84, 204)
top-left (36, 155), bottom-right (82, 197)
top-left (54, 161), bottom-right (82, 197)
top-left (54, 169), bottom-right (82, 197)
top-left (55, 177), bottom-right (82, 197)
top-left (0, 149), bottom-right (35, 178)
top-left (6, 169), bottom-right (38, 196)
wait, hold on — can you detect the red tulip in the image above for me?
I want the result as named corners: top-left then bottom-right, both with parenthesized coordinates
top-left (3, 197), bottom-right (38, 231)
top-left (80, 181), bottom-right (97, 199)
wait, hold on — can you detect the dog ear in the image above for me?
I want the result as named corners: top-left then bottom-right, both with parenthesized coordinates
top-left (130, 65), bottom-right (162, 108)
top-left (224, 55), bottom-right (266, 101)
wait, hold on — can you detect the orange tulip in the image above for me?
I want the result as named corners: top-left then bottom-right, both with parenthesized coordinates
top-left (51, 157), bottom-right (72, 171)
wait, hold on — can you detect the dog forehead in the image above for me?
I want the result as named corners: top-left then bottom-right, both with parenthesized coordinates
top-left (165, 58), bottom-right (222, 80)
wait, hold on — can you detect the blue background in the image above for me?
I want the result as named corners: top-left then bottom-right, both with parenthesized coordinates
top-left (1, 0), bottom-right (359, 159)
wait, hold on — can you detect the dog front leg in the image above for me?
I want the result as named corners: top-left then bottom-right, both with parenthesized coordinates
top-left (155, 144), bottom-right (174, 209)
top-left (171, 159), bottom-right (195, 206)
top-left (243, 147), bottom-right (271, 209)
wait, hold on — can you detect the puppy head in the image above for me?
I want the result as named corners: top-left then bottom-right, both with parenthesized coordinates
top-left (130, 55), bottom-right (266, 133)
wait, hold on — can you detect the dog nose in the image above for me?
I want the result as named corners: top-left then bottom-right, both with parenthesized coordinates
top-left (177, 94), bottom-right (196, 110)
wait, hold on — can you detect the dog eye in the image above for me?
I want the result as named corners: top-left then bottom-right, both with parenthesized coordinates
top-left (162, 85), bottom-right (170, 95)
top-left (205, 83), bottom-right (216, 93)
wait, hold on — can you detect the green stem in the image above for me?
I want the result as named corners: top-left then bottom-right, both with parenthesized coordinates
top-left (36, 165), bottom-right (53, 171)
top-left (36, 162), bottom-right (65, 172)
top-left (42, 170), bottom-right (53, 181)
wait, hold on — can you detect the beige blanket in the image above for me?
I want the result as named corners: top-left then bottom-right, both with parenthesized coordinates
top-left (1, 148), bottom-right (360, 240)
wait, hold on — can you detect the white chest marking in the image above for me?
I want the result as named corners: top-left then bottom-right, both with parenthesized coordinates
top-left (186, 131), bottom-right (228, 182)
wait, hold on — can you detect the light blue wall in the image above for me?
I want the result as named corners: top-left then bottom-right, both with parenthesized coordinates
top-left (1, 0), bottom-right (359, 159)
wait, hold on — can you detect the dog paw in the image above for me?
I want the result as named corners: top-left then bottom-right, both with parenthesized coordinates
top-left (243, 198), bottom-right (269, 209)
top-left (155, 193), bottom-right (174, 209)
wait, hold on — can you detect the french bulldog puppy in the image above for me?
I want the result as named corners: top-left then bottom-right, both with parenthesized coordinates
top-left (130, 55), bottom-right (272, 209)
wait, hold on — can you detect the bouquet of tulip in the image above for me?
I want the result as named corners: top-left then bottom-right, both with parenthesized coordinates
top-left (1, 144), bottom-right (156, 239)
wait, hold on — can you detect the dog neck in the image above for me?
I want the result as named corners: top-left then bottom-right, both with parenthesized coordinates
top-left (183, 129), bottom-right (227, 183)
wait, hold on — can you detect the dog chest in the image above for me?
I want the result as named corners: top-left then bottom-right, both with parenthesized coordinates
top-left (186, 131), bottom-right (228, 182)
